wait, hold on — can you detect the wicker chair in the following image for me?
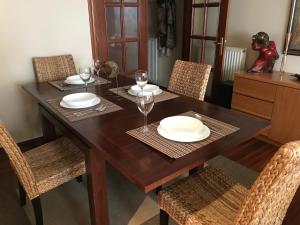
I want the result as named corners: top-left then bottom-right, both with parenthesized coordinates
top-left (32, 54), bottom-right (77, 82)
top-left (168, 60), bottom-right (211, 101)
top-left (158, 141), bottom-right (300, 225)
top-left (0, 122), bottom-right (86, 225)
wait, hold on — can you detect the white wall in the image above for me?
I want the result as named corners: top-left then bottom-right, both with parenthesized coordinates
top-left (227, 0), bottom-right (300, 73)
top-left (0, 0), bottom-right (92, 142)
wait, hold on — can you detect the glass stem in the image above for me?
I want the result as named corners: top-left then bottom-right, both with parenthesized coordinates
top-left (85, 82), bottom-right (88, 92)
top-left (144, 114), bottom-right (148, 132)
top-left (97, 71), bottom-right (100, 82)
top-left (116, 75), bottom-right (119, 95)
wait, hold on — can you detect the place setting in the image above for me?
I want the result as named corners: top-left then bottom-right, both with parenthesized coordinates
top-left (109, 70), bottom-right (179, 103)
top-left (48, 60), bottom-right (111, 91)
top-left (127, 95), bottom-right (239, 158)
top-left (47, 67), bottom-right (123, 122)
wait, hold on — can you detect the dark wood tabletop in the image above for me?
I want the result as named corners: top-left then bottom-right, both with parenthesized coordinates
top-left (23, 76), bottom-right (269, 225)
top-left (23, 76), bottom-right (269, 191)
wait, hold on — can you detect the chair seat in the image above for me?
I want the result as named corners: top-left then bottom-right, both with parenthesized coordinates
top-left (24, 137), bottom-right (86, 197)
top-left (158, 167), bottom-right (248, 225)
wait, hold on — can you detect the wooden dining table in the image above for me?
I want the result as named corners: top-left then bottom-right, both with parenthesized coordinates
top-left (23, 75), bottom-right (269, 225)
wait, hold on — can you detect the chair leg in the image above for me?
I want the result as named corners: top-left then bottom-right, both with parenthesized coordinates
top-left (189, 167), bottom-right (199, 176)
top-left (155, 186), bottom-right (162, 195)
top-left (160, 209), bottom-right (169, 225)
top-left (18, 181), bottom-right (26, 206)
top-left (32, 197), bottom-right (43, 225)
top-left (76, 175), bottom-right (83, 183)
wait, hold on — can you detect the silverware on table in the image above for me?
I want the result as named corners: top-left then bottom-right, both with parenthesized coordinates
top-left (60, 82), bottom-right (70, 87)
top-left (73, 105), bottom-right (106, 117)
top-left (194, 113), bottom-right (220, 133)
top-left (194, 113), bottom-right (202, 121)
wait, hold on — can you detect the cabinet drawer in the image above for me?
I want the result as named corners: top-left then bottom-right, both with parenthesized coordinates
top-left (233, 77), bottom-right (277, 102)
top-left (232, 93), bottom-right (273, 120)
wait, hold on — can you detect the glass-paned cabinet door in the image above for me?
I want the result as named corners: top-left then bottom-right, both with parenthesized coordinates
top-left (125, 42), bottom-right (139, 71)
top-left (193, 0), bottom-right (220, 3)
top-left (90, 0), bottom-right (147, 74)
top-left (103, 0), bottom-right (146, 73)
top-left (106, 7), bottom-right (121, 40)
top-left (124, 7), bottom-right (138, 38)
top-left (108, 43), bottom-right (123, 71)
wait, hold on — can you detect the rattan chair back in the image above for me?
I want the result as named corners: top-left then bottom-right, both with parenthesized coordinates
top-left (0, 122), bottom-right (39, 199)
top-left (235, 141), bottom-right (300, 225)
top-left (32, 54), bottom-right (77, 82)
top-left (168, 60), bottom-right (211, 101)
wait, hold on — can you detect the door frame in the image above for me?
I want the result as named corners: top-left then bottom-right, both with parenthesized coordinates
top-left (182, 0), bottom-right (193, 61)
top-left (212, 0), bottom-right (230, 101)
top-left (87, 0), bottom-right (107, 60)
top-left (182, 0), bottom-right (231, 101)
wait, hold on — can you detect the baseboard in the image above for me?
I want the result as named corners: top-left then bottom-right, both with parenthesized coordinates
top-left (255, 135), bottom-right (281, 147)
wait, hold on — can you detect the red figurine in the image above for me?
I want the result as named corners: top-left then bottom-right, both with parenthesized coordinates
top-left (248, 32), bottom-right (279, 73)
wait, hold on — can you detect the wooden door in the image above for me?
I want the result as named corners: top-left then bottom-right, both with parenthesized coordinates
top-left (182, 0), bottom-right (230, 101)
top-left (88, 0), bottom-right (148, 74)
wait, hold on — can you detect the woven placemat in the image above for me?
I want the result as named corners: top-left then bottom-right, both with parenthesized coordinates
top-left (126, 111), bottom-right (240, 159)
top-left (48, 76), bottom-right (111, 91)
top-left (109, 85), bottom-right (179, 103)
top-left (46, 96), bottom-right (123, 122)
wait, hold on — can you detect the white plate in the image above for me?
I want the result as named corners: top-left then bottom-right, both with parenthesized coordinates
top-left (131, 84), bottom-right (160, 92)
top-left (128, 89), bottom-right (163, 96)
top-left (60, 97), bottom-right (101, 109)
top-left (160, 116), bottom-right (204, 135)
top-left (62, 93), bottom-right (97, 107)
top-left (128, 84), bottom-right (162, 96)
top-left (157, 124), bottom-right (210, 142)
top-left (65, 75), bottom-right (95, 85)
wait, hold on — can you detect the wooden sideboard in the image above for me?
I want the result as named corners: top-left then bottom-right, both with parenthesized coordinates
top-left (232, 71), bottom-right (300, 144)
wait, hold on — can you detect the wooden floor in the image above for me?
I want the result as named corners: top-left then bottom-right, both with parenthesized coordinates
top-left (0, 138), bottom-right (299, 224)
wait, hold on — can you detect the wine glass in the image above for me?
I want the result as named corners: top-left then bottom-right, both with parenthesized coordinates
top-left (92, 59), bottom-right (102, 84)
top-left (136, 92), bottom-right (154, 133)
top-left (135, 70), bottom-right (148, 94)
top-left (79, 67), bottom-right (92, 92)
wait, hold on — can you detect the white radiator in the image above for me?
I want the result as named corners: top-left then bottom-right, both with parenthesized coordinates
top-left (148, 38), bottom-right (158, 83)
top-left (222, 47), bottom-right (247, 81)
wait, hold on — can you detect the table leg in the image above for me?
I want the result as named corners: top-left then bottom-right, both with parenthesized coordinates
top-left (189, 167), bottom-right (199, 175)
top-left (189, 164), bottom-right (205, 176)
top-left (86, 148), bottom-right (109, 225)
top-left (41, 114), bottom-right (56, 142)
